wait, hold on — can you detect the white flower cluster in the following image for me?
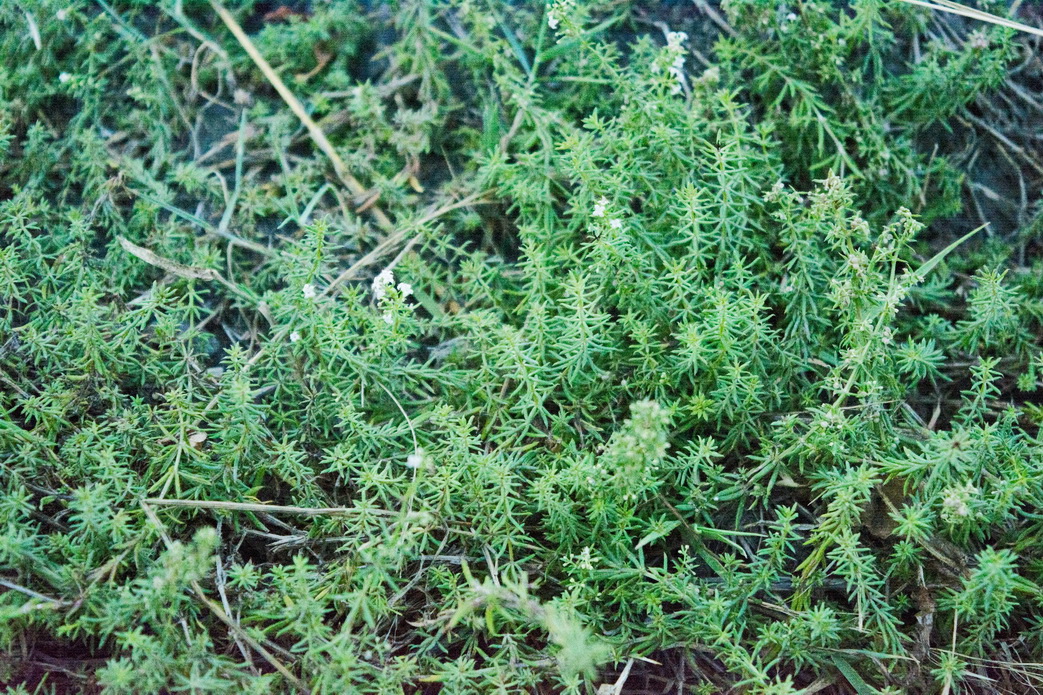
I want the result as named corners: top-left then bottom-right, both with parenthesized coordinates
top-left (941, 482), bottom-right (978, 524)
top-left (546, 0), bottom-right (574, 32)
top-left (968, 30), bottom-right (989, 50)
top-left (665, 31), bottom-right (688, 95)
top-left (405, 448), bottom-right (425, 469)
top-left (570, 546), bottom-right (599, 572)
top-left (591, 196), bottom-right (624, 231)
top-left (651, 31), bottom-right (688, 95)
top-left (372, 268), bottom-right (396, 301)
top-left (372, 268), bottom-right (414, 325)
top-left (372, 270), bottom-right (413, 301)
top-left (765, 180), bottom-right (786, 203)
top-left (592, 197), bottom-right (607, 218)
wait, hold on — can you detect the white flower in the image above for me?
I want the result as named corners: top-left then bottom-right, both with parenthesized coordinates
top-left (667, 31), bottom-right (688, 48)
top-left (376, 268), bottom-right (395, 286)
top-left (942, 486), bottom-right (974, 521)
top-left (573, 546), bottom-right (598, 571)
top-left (289, 331), bottom-right (301, 343)
top-left (592, 197), bottom-right (608, 218)
top-left (609, 218), bottom-right (623, 230)
top-left (406, 449), bottom-right (425, 469)
top-left (58, 72), bottom-right (71, 84)
top-left (663, 31), bottom-right (688, 95)
top-left (302, 283), bottom-right (316, 299)
top-left (765, 180), bottom-right (786, 202)
top-left (56, 9), bottom-right (69, 20)
top-left (786, 12), bottom-right (798, 21)
top-left (372, 268), bottom-right (395, 300)
top-left (546, 0), bottom-right (574, 35)
top-left (382, 312), bottom-right (394, 325)
top-left (397, 282), bottom-right (413, 297)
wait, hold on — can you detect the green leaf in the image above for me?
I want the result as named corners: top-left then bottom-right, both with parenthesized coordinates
top-left (832, 657), bottom-right (882, 695)
top-left (635, 520), bottom-right (680, 549)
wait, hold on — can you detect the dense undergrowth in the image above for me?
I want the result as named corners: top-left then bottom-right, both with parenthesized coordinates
top-left (4, 0), bottom-right (1043, 692)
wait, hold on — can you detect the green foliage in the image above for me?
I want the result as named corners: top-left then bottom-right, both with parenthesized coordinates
top-left (2, 1), bottom-right (1043, 693)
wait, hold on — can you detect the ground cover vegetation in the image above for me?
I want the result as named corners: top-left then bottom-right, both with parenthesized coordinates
top-left (4, 0), bottom-right (1043, 692)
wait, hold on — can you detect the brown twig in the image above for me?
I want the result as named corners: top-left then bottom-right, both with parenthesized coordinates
top-left (692, 0), bottom-right (737, 38)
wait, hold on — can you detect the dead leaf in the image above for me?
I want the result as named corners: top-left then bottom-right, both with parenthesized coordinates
top-left (263, 6), bottom-right (308, 23)
top-left (118, 237), bottom-right (220, 282)
top-left (356, 191), bottom-right (382, 213)
top-left (862, 478), bottom-right (906, 540)
top-left (257, 301), bottom-right (275, 327)
top-left (295, 46), bottom-right (333, 84)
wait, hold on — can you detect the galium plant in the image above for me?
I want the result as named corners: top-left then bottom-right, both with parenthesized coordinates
top-left (3, 0), bottom-right (1043, 693)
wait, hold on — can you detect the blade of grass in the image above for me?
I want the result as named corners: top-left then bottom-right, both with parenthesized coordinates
top-left (128, 187), bottom-right (275, 258)
top-left (913, 222), bottom-right (987, 281)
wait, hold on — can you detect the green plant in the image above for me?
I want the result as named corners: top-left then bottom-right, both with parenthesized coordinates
top-left (3, 1), bottom-right (1043, 693)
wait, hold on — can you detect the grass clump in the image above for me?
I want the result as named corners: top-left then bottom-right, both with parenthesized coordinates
top-left (3, 1), bottom-right (1043, 693)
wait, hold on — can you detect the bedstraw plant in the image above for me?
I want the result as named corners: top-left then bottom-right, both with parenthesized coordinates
top-left (3, 0), bottom-right (1043, 693)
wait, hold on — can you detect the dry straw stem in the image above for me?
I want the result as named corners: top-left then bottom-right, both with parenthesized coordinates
top-left (118, 236), bottom-right (258, 302)
top-left (144, 497), bottom-right (426, 519)
top-left (209, 0), bottom-right (393, 230)
top-left (895, 0), bottom-right (1043, 38)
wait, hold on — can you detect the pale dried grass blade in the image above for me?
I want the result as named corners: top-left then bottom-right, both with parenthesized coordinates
top-left (895, 0), bottom-right (1043, 38)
